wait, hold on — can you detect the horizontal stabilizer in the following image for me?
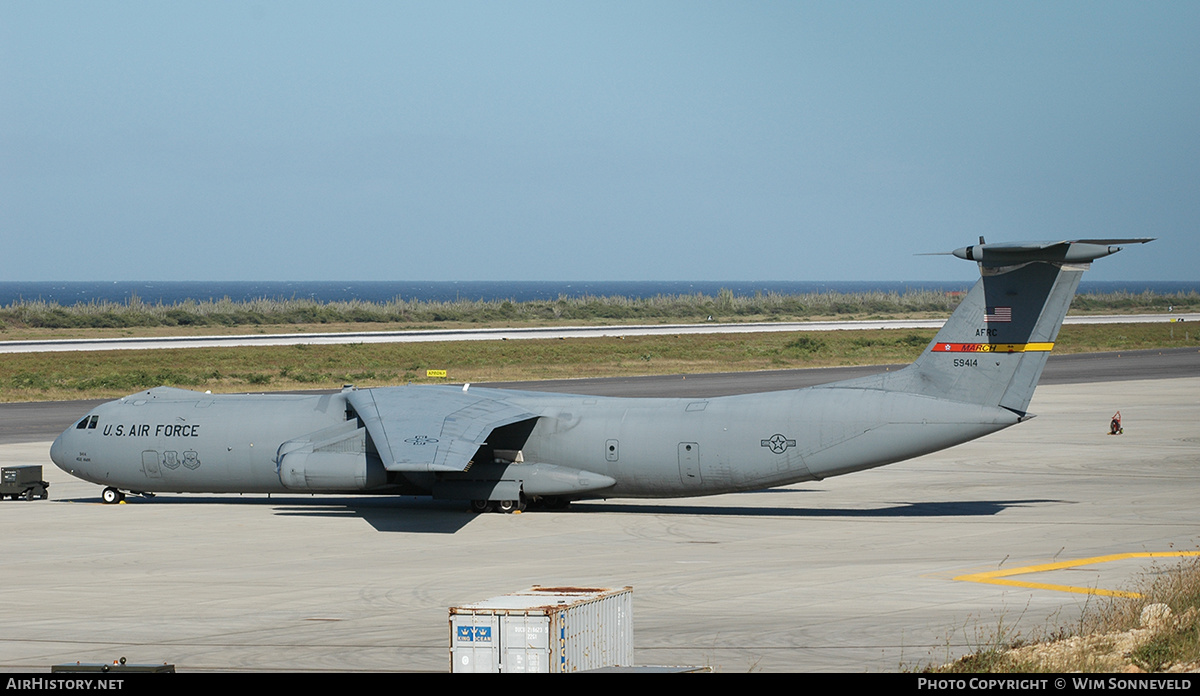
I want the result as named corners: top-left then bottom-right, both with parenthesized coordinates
top-left (950, 238), bottom-right (1154, 266)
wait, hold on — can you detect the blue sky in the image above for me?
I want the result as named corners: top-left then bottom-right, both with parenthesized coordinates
top-left (2, 2), bottom-right (1196, 281)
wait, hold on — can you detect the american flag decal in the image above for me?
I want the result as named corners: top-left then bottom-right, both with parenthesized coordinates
top-left (985, 306), bottom-right (1012, 323)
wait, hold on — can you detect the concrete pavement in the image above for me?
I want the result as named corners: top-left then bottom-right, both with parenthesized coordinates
top-left (1, 374), bottom-right (1196, 672)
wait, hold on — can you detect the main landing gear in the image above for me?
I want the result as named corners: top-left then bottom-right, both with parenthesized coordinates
top-left (470, 495), bottom-right (527, 514)
top-left (469, 495), bottom-right (573, 513)
top-left (495, 499), bottom-right (523, 514)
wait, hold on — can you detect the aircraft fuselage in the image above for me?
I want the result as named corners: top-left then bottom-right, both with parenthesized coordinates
top-left (50, 384), bottom-right (1017, 500)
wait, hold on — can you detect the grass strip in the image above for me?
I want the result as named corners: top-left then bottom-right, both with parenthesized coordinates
top-left (3, 322), bottom-right (1195, 402)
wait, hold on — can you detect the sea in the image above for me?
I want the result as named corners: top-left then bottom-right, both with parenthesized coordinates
top-left (0, 280), bottom-right (1195, 307)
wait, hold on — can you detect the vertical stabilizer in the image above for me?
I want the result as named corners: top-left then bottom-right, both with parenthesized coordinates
top-left (822, 239), bottom-right (1152, 414)
top-left (907, 258), bottom-right (1081, 414)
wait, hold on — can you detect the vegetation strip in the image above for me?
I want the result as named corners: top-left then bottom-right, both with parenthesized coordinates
top-left (1, 322), bottom-right (1194, 403)
top-left (2, 289), bottom-right (1196, 341)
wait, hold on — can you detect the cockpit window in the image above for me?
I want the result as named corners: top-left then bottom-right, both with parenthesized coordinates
top-left (76, 415), bottom-right (99, 430)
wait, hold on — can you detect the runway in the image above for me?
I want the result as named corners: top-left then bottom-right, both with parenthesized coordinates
top-left (0, 312), bottom-right (1194, 353)
top-left (2, 348), bottom-right (1196, 445)
top-left (1, 351), bottom-right (1197, 672)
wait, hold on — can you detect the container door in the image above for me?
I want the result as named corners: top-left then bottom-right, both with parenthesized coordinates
top-left (450, 615), bottom-right (500, 673)
top-left (501, 614), bottom-right (550, 673)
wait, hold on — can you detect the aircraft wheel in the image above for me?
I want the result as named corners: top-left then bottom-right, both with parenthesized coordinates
top-left (496, 499), bottom-right (517, 514)
top-left (102, 487), bottom-right (122, 504)
top-left (470, 499), bottom-right (493, 514)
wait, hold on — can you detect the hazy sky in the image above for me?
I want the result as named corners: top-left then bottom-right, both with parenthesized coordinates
top-left (2, 2), bottom-right (1196, 282)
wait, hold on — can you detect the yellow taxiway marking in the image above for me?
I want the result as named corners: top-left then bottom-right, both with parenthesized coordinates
top-left (954, 552), bottom-right (1200, 598)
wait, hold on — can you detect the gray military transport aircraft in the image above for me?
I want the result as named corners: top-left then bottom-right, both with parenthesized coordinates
top-left (50, 239), bottom-right (1151, 510)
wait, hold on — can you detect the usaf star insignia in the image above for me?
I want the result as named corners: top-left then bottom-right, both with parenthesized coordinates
top-left (761, 433), bottom-right (796, 454)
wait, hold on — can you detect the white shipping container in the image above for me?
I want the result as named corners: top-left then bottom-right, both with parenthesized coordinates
top-left (449, 586), bottom-right (633, 673)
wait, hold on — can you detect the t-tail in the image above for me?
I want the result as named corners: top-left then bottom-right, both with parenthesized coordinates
top-left (831, 238), bottom-right (1154, 416)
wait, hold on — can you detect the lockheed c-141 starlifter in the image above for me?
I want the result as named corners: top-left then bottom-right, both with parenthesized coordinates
top-left (51, 239), bottom-right (1152, 510)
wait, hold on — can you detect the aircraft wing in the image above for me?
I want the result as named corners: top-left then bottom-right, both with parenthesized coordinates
top-left (346, 386), bottom-right (539, 473)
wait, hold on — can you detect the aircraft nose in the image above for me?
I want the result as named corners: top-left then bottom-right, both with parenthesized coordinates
top-left (49, 431), bottom-right (71, 472)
